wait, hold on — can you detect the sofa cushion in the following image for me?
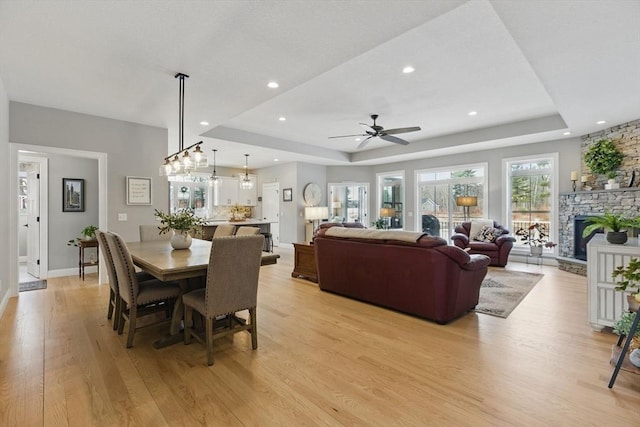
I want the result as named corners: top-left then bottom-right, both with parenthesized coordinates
top-left (474, 225), bottom-right (503, 242)
top-left (325, 227), bottom-right (425, 243)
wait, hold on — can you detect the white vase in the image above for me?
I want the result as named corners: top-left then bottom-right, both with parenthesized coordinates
top-left (605, 178), bottom-right (620, 190)
top-left (170, 230), bottom-right (192, 249)
top-left (530, 246), bottom-right (543, 256)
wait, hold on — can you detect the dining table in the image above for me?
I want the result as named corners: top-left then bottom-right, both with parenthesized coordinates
top-left (126, 238), bottom-right (279, 349)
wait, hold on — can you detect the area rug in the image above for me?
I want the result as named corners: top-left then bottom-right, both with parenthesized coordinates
top-left (476, 270), bottom-right (543, 318)
top-left (19, 280), bottom-right (47, 292)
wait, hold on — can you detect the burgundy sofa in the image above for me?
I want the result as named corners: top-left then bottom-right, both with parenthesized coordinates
top-left (450, 221), bottom-right (515, 267)
top-left (314, 228), bottom-right (491, 324)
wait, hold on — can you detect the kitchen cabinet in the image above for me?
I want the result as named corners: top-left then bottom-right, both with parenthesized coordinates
top-left (237, 174), bottom-right (258, 206)
top-left (213, 177), bottom-right (239, 206)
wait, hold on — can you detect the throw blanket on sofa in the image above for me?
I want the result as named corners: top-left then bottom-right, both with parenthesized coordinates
top-left (325, 227), bottom-right (426, 243)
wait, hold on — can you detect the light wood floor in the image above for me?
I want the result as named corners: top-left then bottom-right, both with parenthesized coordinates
top-left (1, 248), bottom-right (638, 426)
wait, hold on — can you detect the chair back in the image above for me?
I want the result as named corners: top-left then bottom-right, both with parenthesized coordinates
top-left (235, 226), bottom-right (261, 236)
top-left (213, 224), bottom-right (235, 238)
top-left (204, 235), bottom-right (264, 317)
top-left (139, 225), bottom-right (172, 241)
top-left (104, 232), bottom-right (139, 305)
top-left (95, 230), bottom-right (119, 294)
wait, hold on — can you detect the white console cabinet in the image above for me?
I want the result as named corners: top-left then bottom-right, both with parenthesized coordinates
top-left (587, 235), bottom-right (639, 330)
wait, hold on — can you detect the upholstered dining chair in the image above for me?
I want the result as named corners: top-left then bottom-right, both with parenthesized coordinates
top-left (139, 224), bottom-right (172, 241)
top-left (235, 226), bottom-right (261, 236)
top-left (104, 231), bottom-right (182, 348)
top-left (212, 224), bottom-right (235, 238)
top-left (183, 234), bottom-right (264, 366)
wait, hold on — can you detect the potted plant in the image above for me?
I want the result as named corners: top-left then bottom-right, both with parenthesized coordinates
top-left (582, 212), bottom-right (639, 245)
top-left (613, 257), bottom-right (640, 312)
top-left (154, 209), bottom-right (207, 249)
top-left (371, 218), bottom-right (385, 230)
top-left (515, 223), bottom-right (556, 256)
top-left (583, 138), bottom-right (625, 189)
top-left (67, 225), bottom-right (99, 246)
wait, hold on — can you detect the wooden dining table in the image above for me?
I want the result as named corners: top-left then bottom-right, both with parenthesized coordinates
top-left (126, 238), bottom-right (213, 348)
top-left (126, 238), bottom-right (279, 348)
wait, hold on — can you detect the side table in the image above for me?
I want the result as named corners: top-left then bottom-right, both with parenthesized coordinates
top-left (78, 239), bottom-right (99, 281)
top-left (291, 242), bottom-right (317, 283)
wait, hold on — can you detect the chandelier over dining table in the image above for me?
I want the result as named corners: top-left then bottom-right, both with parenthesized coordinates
top-left (160, 73), bottom-right (208, 176)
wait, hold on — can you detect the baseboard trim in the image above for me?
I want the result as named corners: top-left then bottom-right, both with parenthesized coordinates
top-left (0, 286), bottom-right (11, 321)
top-left (48, 266), bottom-right (97, 278)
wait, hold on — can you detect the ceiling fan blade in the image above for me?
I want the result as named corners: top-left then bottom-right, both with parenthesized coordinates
top-left (357, 136), bottom-right (373, 149)
top-left (382, 126), bottom-right (421, 135)
top-left (379, 134), bottom-right (409, 145)
top-left (359, 123), bottom-right (376, 134)
top-left (328, 133), bottom-right (367, 139)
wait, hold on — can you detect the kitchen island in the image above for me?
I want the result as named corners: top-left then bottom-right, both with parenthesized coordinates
top-left (201, 220), bottom-right (271, 241)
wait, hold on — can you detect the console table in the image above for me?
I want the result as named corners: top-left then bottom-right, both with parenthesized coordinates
top-left (78, 239), bottom-right (99, 281)
top-left (587, 235), bottom-right (639, 330)
top-left (292, 243), bottom-right (318, 282)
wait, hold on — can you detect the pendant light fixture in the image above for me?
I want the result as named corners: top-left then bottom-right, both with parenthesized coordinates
top-left (160, 73), bottom-right (208, 176)
top-left (240, 154), bottom-right (254, 190)
top-left (208, 149), bottom-right (221, 187)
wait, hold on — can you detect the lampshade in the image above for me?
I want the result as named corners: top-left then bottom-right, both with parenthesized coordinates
top-left (379, 207), bottom-right (396, 218)
top-left (456, 196), bottom-right (477, 207)
top-left (332, 201), bottom-right (342, 209)
top-left (305, 206), bottom-right (329, 221)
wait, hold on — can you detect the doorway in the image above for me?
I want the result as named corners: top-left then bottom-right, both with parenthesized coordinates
top-left (18, 155), bottom-right (48, 286)
top-left (261, 182), bottom-right (280, 247)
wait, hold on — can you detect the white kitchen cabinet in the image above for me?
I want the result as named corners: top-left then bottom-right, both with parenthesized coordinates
top-left (237, 174), bottom-right (257, 206)
top-left (587, 235), bottom-right (640, 330)
top-left (213, 177), bottom-right (239, 206)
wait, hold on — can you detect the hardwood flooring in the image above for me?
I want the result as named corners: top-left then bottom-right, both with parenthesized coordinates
top-left (1, 248), bottom-right (638, 426)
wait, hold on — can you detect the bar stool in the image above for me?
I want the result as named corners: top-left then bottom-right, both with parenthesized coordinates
top-left (261, 232), bottom-right (273, 252)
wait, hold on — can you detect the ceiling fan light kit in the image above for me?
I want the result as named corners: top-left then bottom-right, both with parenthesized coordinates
top-left (160, 73), bottom-right (209, 177)
top-left (329, 114), bottom-right (421, 149)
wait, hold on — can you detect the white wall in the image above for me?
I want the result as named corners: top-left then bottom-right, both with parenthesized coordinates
top-left (0, 77), bottom-right (10, 317)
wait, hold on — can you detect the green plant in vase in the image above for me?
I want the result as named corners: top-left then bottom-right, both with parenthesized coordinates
top-left (154, 209), bottom-right (207, 249)
top-left (67, 225), bottom-right (99, 246)
top-left (582, 212), bottom-right (639, 245)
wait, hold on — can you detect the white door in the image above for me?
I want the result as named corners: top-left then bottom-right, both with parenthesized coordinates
top-left (26, 167), bottom-right (40, 277)
top-left (262, 183), bottom-right (280, 246)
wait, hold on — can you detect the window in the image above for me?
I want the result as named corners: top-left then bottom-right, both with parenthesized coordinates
top-left (504, 154), bottom-right (558, 253)
top-left (168, 173), bottom-right (210, 218)
top-left (415, 164), bottom-right (487, 240)
top-left (328, 182), bottom-right (368, 224)
top-left (377, 171), bottom-right (404, 229)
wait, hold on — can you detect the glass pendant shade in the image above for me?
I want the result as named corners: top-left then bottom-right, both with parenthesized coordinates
top-left (241, 154), bottom-right (254, 189)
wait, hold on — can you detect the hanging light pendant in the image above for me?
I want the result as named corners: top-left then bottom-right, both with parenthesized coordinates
top-left (159, 73), bottom-right (208, 176)
top-left (209, 149), bottom-right (221, 187)
top-left (240, 154), bottom-right (254, 190)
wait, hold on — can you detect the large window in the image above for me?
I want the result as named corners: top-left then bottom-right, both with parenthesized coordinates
top-left (504, 154), bottom-right (558, 253)
top-left (377, 171), bottom-right (404, 229)
top-left (415, 164), bottom-right (487, 240)
top-left (328, 182), bottom-right (369, 224)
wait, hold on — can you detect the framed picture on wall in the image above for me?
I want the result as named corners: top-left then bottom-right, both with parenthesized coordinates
top-left (126, 176), bottom-right (152, 205)
top-left (283, 188), bottom-right (293, 202)
top-left (62, 178), bottom-right (85, 212)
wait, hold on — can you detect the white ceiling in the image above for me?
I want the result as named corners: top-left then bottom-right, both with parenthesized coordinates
top-left (1, 0), bottom-right (639, 169)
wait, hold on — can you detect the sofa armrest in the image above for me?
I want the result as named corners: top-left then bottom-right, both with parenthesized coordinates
top-left (495, 234), bottom-right (516, 246)
top-left (463, 254), bottom-right (492, 270)
top-left (451, 233), bottom-right (469, 248)
top-left (434, 245), bottom-right (490, 271)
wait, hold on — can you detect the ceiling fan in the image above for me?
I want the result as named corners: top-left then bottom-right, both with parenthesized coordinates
top-left (329, 114), bottom-right (421, 149)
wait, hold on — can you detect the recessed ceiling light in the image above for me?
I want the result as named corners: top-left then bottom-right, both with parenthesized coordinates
top-left (597, 120), bottom-right (606, 125)
top-left (267, 81), bottom-right (279, 89)
top-left (279, 116), bottom-right (286, 121)
top-left (199, 121), bottom-right (209, 126)
top-left (273, 158), bottom-right (279, 162)
top-left (402, 66), bottom-right (415, 74)
top-left (563, 131), bottom-right (571, 135)
top-left (355, 137), bottom-right (361, 141)
top-left (468, 111), bottom-right (478, 116)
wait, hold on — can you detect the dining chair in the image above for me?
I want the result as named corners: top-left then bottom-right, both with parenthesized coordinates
top-left (139, 224), bottom-right (172, 241)
top-left (212, 224), bottom-right (235, 238)
top-left (235, 226), bottom-right (261, 236)
top-left (104, 231), bottom-right (182, 348)
top-left (183, 234), bottom-right (264, 365)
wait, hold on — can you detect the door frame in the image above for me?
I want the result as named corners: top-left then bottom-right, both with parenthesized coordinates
top-left (261, 182), bottom-right (280, 246)
top-left (19, 154), bottom-right (48, 279)
top-left (9, 143), bottom-right (108, 297)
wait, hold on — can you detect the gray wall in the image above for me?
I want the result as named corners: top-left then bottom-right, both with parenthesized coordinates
top-left (256, 162), bottom-right (298, 243)
top-left (9, 102), bottom-right (168, 242)
top-left (0, 77), bottom-right (9, 309)
top-left (49, 154), bottom-right (99, 270)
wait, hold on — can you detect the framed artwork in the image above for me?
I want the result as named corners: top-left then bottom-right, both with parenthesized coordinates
top-left (126, 176), bottom-right (152, 205)
top-left (62, 178), bottom-right (85, 212)
top-left (283, 187), bottom-right (293, 202)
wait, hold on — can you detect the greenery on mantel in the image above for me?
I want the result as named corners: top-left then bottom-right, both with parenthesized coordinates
top-left (583, 138), bottom-right (624, 179)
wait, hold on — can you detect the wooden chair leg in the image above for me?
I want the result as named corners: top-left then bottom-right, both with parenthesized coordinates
top-left (206, 317), bottom-right (214, 366)
top-left (126, 305), bottom-right (137, 348)
top-left (184, 305), bottom-right (193, 345)
top-left (112, 296), bottom-right (122, 331)
top-left (118, 299), bottom-right (126, 335)
top-left (107, 289), bottom-right (115, 320)
top-left (250, 307), bottom-right (258, 350)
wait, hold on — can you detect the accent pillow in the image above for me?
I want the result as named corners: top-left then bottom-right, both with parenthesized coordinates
top-left (474, 225), bottom-right (502, 242)
top-left (469, 220), bottom-right (493, 240)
